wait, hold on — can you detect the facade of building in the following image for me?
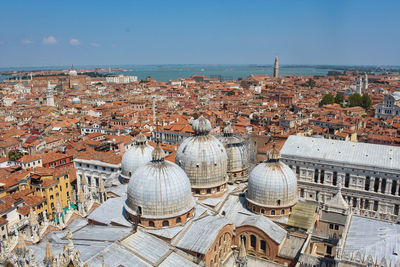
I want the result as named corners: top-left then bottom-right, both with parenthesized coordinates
top-left (281, 135), bottom-right (400, 222)
top-left (105, 75), bottom-right (138, 84)
top-left (375, 92), bottom-right (400, 119)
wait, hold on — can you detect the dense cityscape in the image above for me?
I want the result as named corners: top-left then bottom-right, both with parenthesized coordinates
top-left (0, 57), bottom-right (399, 266)
top-left (1, 0), bottom-right (400, 266)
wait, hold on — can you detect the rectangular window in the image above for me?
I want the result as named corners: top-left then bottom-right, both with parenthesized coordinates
top-left (329, 224), bottom-right (333, 229)
top-left (365, 176), bottom-right (370, 191)
top-left (373, 200), bottom-right (379, 211)
top-left (374, 178), bottom-right (380, 192)
top-left (394, 204), bottom-right (399, 216)
top-left (345, 173), bottom-right (350, 187)
top-left (333, 172), bottom-right (337, 186)
top-left (314, 169), bottom-right (319, 183)
top-left (326, 246), bottom-right (332, 255)
top-left (381, 178), bottom-right (386, 194)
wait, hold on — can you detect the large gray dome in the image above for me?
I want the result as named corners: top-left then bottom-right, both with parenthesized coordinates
top-left (125, 145), bottom-right (195, 219)
top-left (247, 147), bottom-right (297, 208)
top-left (176, 116), bottom-right (228, 189)
top-left (219, 124), bottom-right (248, 173)
top-left (120, 133), bottom-right (154, 181)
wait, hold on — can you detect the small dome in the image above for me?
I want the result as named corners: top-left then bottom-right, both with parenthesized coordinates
top-left (71, 97), bottom-right (81, 104)
top-left (120, 134), bottom-right (154, 181)
top-left (219, 125), bottom-right (248, 174)
top-left (126, 146), bottom-right (195, 219)
top-left (69, 65), bottom-right (77, 76)
top-left (247, 146), bottom-right (297, 208)
top-left (176, 116), bottom-right (228, 191)
top-left (192, 116), bottom-right (212, 135)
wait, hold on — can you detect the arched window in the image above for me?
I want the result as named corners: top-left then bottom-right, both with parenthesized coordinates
top-left (281, 209), bottom-right (285, 215)
top-left (176, 217), bottom-right (181, 224)
top-left (250, 235), bottom-right (257, 249)
top-left (261, 208), bottom-right (265, 214)
top-left (207, 189), bottom-right (211, 194)
top-left (271, 210), bottom-right (275, 215)
top-left (260, 240), bottom-right (267, 253)
top-left (162, 220), bottom-right (169, 227)
top-left (252, 205), bottom-right (255, 212)
top-left (149, 221), bottom-right (155, 227)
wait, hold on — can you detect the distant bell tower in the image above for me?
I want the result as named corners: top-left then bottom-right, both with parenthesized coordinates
top-left (46, 81), bottom-right (55, 107)
top-left (273, 56), bottom-right (279, 78)
top-left (363, 73), bottom-right (368, 90)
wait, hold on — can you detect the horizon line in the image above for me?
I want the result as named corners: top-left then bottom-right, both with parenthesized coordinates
top-left (1, 63), bottom-right (400, 71)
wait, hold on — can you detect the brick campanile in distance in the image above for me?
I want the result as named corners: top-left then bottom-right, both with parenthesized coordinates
top-left (273, 56), bottom-right (279, 78)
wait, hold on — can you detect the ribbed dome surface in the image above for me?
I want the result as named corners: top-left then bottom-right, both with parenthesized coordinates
top-left (176, 135), bottom-right (228, 188)
top-left (219, 126), bottom-right (248, 173)
top-left (247, 161), bottom-right (298, 207)
top-left (126, 160), bottom-right (195, 218)
top-left (120, 142), bottom-right (154, 180)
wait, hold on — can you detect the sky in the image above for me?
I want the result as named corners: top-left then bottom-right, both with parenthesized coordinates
top-left (0, 0), bottom-right (399, 68)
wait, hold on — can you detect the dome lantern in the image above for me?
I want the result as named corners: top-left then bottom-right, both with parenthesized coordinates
top-left (152, 142), bottom-right (166, 162)
top-left (192, 115), bottom-right (212, 135)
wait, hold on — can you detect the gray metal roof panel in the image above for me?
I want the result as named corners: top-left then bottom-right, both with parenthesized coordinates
top-left (343, 216), bottom-right (400, 264)
top-left (281, 135), bottom-right (400, 171)
top-left (172, 215), bottom-right (231, 254)
top-left (320, 211), bottom-right (347, 225)
top-left (121, 231), bottom-right (171, 265)
top-left (159, 252), bottom-right (199, 267)
top-left (86, 243), bottom-right (151, 267)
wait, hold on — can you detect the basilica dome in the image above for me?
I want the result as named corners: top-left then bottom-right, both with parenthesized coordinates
top-left (125, 143), bottom-right (195, 228)
top-left (219, 124), bottom-right (249, 183)
top-left (246, 144), bottom-right (298, 216)
top-left (120, 132), bottom-right (154, 183)
top-left (176, 116), bottom-right (228, 198)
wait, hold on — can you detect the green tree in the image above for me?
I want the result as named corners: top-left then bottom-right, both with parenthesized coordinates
top-left (227, 90), bottom-right (235, 96)
top-left (8, 150), bottom-right (23, 161)
top-left (349, 93), bottom-right (362, 107)
top-left (320, 93), bottom-right (335, 106)
top-left (361, 94), bottom-right (372, 109)
top-left (334, 93), bottom-right (345, 104)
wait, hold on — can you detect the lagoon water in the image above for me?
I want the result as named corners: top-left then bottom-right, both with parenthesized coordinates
top-left (0, 64), bottom-right (340, 82)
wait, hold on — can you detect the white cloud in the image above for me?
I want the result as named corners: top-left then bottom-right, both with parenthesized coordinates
top-left (21, 39), bottom-right (33, 45)
top-left (42, 36), bottom-right (57, 45)
top-left (69, 38), bottom-right (81, 46)
top-left (90, 42), bottom-right (100, 47)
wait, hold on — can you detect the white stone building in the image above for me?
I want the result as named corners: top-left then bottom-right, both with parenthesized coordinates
top-left (375, 92), bottom-right (400, 119)
top-left (106, 75), bottom-right (138, 84)
top-left (281, 135), bottom-right (400, 222)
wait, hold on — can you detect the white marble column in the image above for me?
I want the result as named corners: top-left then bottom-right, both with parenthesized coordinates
top-left (369, 177), bottom-right (375, 192)
top-left (386, 179), bottom-right (392, 195)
